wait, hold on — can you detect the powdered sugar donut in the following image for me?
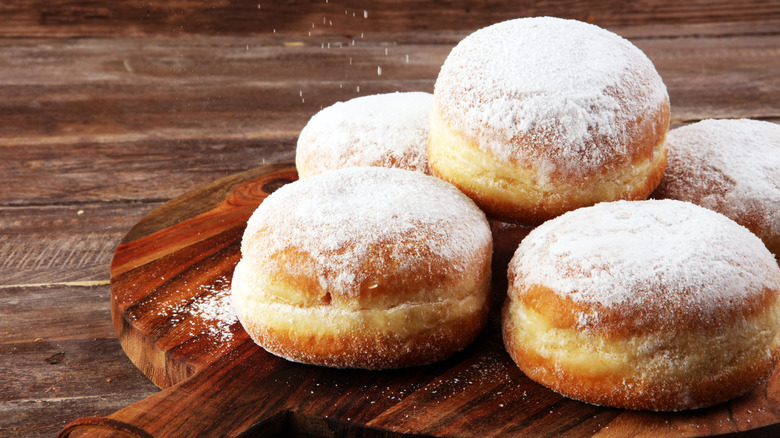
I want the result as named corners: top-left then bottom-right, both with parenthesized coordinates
top-left (653, 119), bottom-right (780, 259)
top-left (295, 92), bottom-right (432, 178)
top-left (232, 166), bottom-right (493, 369)
top-left (502, 199), bottom-right (780, 411)
top-left (429, 17), bottom-right (670, 224)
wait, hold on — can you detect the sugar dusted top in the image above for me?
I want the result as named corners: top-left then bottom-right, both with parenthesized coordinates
top-left (656, 119), bottom-right (780, 238)
top-left (296, 92), bottom-right (433, 177)
top-left (241, 166), bottom-right (491, 297)
top-left (434, 17), bottom-right (668, 180)
top-left (510, 199), bottom-right (780, 317)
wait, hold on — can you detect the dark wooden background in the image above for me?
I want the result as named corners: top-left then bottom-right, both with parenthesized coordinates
top-left (1, 1), bottom-right (778, 437)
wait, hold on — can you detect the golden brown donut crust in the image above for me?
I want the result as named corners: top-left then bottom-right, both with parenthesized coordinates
top-left (429, 107), bottom-right (669, 224)
top-left (232, 167), bottom-right (494, 369)
top-left (502, 292), bottom-right (780, 411)
top-left (502, 298), bottom-right (779, 411)
top-left (501, 200), bottom-right (780, 411)
top-left (429, 17), bottom-right (671, 225)
top-left (237, 275), bottom-right (491, 370)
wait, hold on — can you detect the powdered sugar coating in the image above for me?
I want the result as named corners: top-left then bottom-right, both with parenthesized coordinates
top-left (654, 119), bottom-right (780, 239)
top-left (296, 92), bottom-right (433, 177)
top-left (241, 166), bottom-right (491, 298)
top-left (510, 199), bottom-right (780, 315)
top-left (434, 17), bottom-right (668, 179)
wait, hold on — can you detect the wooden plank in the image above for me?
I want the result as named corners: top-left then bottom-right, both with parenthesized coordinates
top-left (0, 204), bottom-right (159, 286)
top-left (0, 336), bottom-right (159, 438)
top-left (636, 36), bottom-right (780, 122)
top-left (0, 33), bottom-right (776, 127)
top-left (0, 36), bottom-right (443, 141)
top-left (0, 284), bottom-right (116, 343)
top-left (0, 284), bottom-right (159, 438)
top-left (0, 1), bottom-right (778, 37)
top-left (0, 333), bottom-right (154, 399)
top-left (0, 138), bottom-right (296, 206)
top-left (1, 34), bottom-right (778, 208)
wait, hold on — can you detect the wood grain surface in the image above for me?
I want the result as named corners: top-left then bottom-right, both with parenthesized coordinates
top-left (56, 162), bottom-right (779, 437)
top-left (1, 1), bottom-right (778, 38)
top-left (2, 1), bottom-right (779, 436)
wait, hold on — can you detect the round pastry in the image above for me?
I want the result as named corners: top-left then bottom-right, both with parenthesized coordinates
top-left (502, 199), bottom-right (780, 411)
top-left (429, 17), bottom-right (670, 225)
top-left (232, 166), bottom-right (493, 369)
top-left (295, 92), bottom-right (433, 178)
top-left (652, 118), bottom-right (780, 259)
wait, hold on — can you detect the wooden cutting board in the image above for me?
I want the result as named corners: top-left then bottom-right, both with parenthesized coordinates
top-left (59, 162), bottom-right (780, 437)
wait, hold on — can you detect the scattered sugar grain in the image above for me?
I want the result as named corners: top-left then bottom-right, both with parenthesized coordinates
top-left (154, 275), bottom-right (237, 343)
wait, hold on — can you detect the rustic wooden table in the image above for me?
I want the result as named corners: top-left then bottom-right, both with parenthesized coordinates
top-left (1, 1), bottom-right (779, 437)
